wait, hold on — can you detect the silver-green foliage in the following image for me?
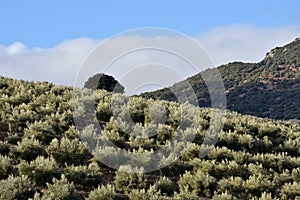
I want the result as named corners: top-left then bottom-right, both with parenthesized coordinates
top-left (37, 175), bottom-right (80, 200)
top-left (0, 175), bottom-right (32, 200)
top-left (86, 184), bottom-right (119, 200)
top-left (18, 156), bottom-right (61, 186)
top-left (47, 137), bottom-right (90, 165)
top-left (114, 165), bottom-right (146, 193)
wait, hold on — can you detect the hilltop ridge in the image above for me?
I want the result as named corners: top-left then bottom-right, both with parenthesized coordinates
top-left (140, 38), bottom-right (300, 120)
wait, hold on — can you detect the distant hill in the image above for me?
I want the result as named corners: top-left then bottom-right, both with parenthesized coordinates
top-left (140, 38), bottom-right (300, 120)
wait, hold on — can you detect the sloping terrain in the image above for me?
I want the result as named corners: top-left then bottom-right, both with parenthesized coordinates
top-left (140, 38), bottom-right (300, 120)
top-left (0, 77), bottom-right (300, 199)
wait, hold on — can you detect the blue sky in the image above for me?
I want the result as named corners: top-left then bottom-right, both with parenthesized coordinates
top-left (0, 0), bottom-right (299, 93)
top-left (0, 0), bottom-right (299, 48)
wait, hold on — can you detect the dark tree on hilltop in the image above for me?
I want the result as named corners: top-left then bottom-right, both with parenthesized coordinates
top-left (84, 73), bottom-right (125, 93)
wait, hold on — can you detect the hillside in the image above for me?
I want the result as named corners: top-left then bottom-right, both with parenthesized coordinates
top-left (140, 38), bottom-right (300, 120)
top-left (0, 77), bottom-right (300, 199)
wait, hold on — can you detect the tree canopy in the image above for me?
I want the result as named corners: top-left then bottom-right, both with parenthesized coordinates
top-left (84, 73), bottom-right (125, 93)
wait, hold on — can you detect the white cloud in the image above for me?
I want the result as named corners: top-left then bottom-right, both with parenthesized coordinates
top-left (197, 24), bottom-right (300, 65)
top-left (0, 25), bottom-right (299, 94)
top-left (0, 38), bottom-right (99, 85)
top-left (5, 42), bottom-right (27, 55)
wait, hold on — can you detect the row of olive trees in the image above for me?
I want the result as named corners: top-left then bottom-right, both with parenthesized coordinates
top-left (1, 76), bottom-right (300, 199)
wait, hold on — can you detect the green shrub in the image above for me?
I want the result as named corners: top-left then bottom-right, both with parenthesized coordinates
top-left (0, 175), bottom-right (33, 200)
top-left (217, 176), bottom-right (244, 199)
top-left (151, 176), bottom-right (174, 196)
top-left (156, 124), bottom-right (174, 144)
top-left (173, 186), bottom-right (200, 200)
top-left (129, 135), bottom-right (155, 151)
top-left (254, 192), bottom-right (276, 200)
top-left (244, 174), bottom-right (275, 199)
top-left (208, 146), bottom-right (234, 162)
top-left (10, 136), bottom-right (45, 161)
top-left (128, 188), bottom-right (170, 200)
top-left (280, 181), bottom-right (300, 200)
top-left (39, 174), bottom-right (81, 200)
top-left (96, 101), bottom-right (112, 122)
top-left (292, 167), bottom-right (300, 182)
top-left (86, 184), bottom-right (120, 200)
top-left (6, 133), bottom-right (22, 145)
top-left (63, 125), bottom-right (79, 140)
top-left (145, 103), bottom-right (168, 124)
top-left (18, 156), bottom-right (61, 186)
top-left (181, 143), bottom-right (201, 161)
top-left (0, 155), bottom-right (13, 179)
top-left (165, 102), bottom-right (181, 128)
top-left (178, 170), bottom-right (216, 198)
top-left (273, 170), bottom-right (293, 187)
top-left (47, 137), bottom-right (90, 165)
top-left (128, 97), bottom-right (147, 123)
top-left (92, 146), bottom-right (126, 167)
top-left (160, 160), bottom-right (192, 177)
top-left (0, 141), bottom-right (10, 155)
top-left (128, 189), bottom-right (151, 200)
top-left (65, 162), bottom-right (102, 187)
top-left (79, 124), bottom-right (100, 151)
top-left (103, 129), bottom-right (126, 148)
top-left (223, 160), bottom-right (250, 179)
top-left (23, 120), bottom-right (57, 144)
top-left (114, 165), bottom-right (146, 193)
top-left (212, 190), bottom-right (238, 200)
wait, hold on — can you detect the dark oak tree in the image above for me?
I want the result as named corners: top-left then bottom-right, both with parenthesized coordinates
top-left (84, 73), bottom-right (125, 93)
